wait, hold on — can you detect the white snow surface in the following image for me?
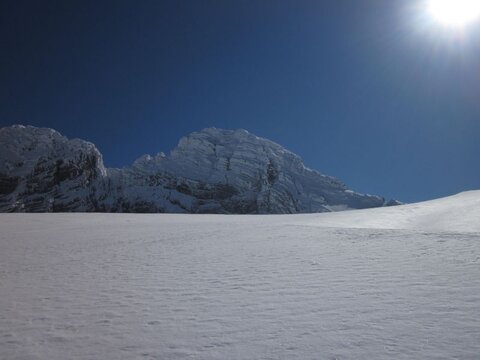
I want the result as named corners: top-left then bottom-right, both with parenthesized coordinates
top-left (297, 190), bottom-right (480, 233)
top-left (1, 191), bottom-right (479, 359)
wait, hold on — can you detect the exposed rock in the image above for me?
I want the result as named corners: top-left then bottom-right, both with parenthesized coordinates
top-left (0, 125), bottom-right (106, 212)
top-left (0, 125), bottom-right (397, 213)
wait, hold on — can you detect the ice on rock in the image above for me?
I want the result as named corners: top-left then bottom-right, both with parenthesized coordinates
top-left (0, 125), bottom-right (392, 213)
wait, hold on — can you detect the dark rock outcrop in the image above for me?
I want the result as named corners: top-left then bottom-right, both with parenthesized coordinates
top-left (0, 125), bottom-right (397, 213)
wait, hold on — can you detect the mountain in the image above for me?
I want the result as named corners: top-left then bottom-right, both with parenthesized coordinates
top-left (0, 125), bottom-right (399, 213)
top-left (0, 125), bottom-right (106, 212)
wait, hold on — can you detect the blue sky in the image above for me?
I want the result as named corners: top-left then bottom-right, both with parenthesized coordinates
top-left (1, 0), bottom-right (479, 202)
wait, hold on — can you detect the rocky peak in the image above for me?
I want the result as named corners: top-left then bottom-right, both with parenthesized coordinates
top-left (0, 125), bottom-right (107, 212)
top-left (0, 125), bottom-right (396, 213)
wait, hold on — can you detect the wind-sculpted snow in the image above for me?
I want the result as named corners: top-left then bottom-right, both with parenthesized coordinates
top-left (1, 194), bottom-right (479, 359)
top-left (0, 125), bottom-right (393, 213)
top-left (295, 190), bottom-right (480, 233)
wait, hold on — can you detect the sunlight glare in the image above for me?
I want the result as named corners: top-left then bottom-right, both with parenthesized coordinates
top-left (428, 0), bottom-right (480, 27)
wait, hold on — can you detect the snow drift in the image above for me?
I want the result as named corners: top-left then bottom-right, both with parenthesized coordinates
top-left (295, 190), bottom-right (480, 233)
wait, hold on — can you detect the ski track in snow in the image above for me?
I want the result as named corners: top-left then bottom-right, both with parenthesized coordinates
top-left (1, 210), bottom-right (480, 359)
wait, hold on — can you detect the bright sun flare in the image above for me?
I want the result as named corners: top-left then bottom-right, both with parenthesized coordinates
top-left (428, 0), bottom-right (480, 27)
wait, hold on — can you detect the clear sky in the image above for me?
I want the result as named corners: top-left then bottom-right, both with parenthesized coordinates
top-left (1, 0), bottom-right (479, 202)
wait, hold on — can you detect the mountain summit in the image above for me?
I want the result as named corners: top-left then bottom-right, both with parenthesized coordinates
top-left (0, 125), bottom-right (398, 213)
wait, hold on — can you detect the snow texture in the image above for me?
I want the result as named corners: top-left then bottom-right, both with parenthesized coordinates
top-left (0, 125), bottom-right (393, 214)
top-left (1, 191), bottom-right (479, 359)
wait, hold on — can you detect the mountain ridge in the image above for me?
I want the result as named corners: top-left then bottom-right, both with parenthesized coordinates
top-left (0, 125), bottom-right (399, 213)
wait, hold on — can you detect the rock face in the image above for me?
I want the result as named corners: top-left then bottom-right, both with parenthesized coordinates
top-left (0, 125), bottom-right (396, 213)
top-left (0, 125), bottom-right (106, 212)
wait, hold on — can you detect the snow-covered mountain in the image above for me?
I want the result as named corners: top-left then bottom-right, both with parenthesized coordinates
top-left (0, 125), bottom-right (398, 213)
top-left (0, 125), bottom-right (106, 212)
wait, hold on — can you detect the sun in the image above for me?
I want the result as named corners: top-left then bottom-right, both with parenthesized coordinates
top-left (428, 0), bottom-right (480, 27)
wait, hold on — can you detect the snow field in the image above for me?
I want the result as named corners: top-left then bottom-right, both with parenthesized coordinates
top-left (1, 192), bottom-right (480, 359)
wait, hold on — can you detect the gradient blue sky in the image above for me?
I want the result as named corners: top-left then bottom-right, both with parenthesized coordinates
top-left (1, 0), bottom-right (479, 202)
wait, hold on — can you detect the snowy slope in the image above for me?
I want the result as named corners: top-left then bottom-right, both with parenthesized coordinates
top-left (0, 125), bottom-right (395, 213)
top-left (0, 192), bottom-right (479, 359)
top-left (294, 190), bottom-right (480, 233)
